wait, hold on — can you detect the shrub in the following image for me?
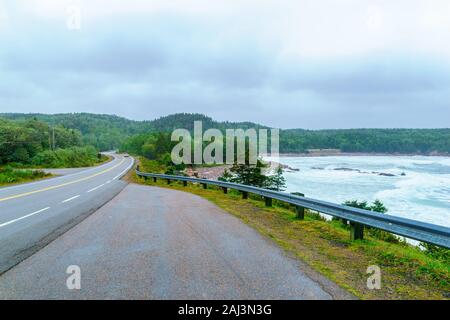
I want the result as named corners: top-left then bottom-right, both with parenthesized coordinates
top-left (420, 242), bottom-right (450, 263)
top-left (0, 166), bottom-right (49, 185)
top-left (31, 146), bottom-right (100, 168)
top-left (343, 199), bottom-right (399, 243)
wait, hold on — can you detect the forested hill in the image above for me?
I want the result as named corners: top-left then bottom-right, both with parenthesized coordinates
top-left (1, 113), bottom-right (449, 154)
top-left (0, 113), bottom-right (266, 151)
top-left (280, 128), bottom-right (450, 154)
top-left (0, 113), bottom-right (146, 151)
top-left (149, 113), bottom-right (267, 132)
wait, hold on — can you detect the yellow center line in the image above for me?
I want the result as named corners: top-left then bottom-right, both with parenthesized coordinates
top-left (0, 159), bottom-right (126, 203)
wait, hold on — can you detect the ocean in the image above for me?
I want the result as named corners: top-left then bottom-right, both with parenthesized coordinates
top-left (264, 156), bottom-right (450, 228)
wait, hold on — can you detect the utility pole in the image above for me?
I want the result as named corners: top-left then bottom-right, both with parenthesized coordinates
top-left (52, 127), bottom-right (55, 150)
top-left (49, 126), bottom-right (56, 150)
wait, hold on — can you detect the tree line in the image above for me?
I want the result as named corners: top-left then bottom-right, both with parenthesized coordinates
top-left (2, 112), bottom-right (450, 155)
top-left (280, 128), bottom-right (450, 154)
top-left (0, 118), bottom-right (100, 167)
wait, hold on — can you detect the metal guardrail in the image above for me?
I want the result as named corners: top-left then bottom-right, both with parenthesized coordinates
top-left (135, 169), bottom-right (450, 249)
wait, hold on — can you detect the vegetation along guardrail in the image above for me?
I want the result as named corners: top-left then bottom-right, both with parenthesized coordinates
top-left (135, 169), bottom-right (450, 249)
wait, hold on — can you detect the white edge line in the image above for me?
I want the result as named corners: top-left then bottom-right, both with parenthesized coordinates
top-left (61, 195), bottom-right (80, 203)
top-left (113, 158), bottom-right (135, 180)
top-left (87, 183), bottom-right (105, 193)
top-left (0, 207), bottom-right (50, 228)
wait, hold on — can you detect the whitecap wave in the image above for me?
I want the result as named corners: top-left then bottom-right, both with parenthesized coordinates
top-left (266, 156), bottom-right (450, 227)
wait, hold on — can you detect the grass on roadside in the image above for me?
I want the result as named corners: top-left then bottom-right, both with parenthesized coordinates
top-left (0, 167), bottom-right (52, 186)
top-left (0, 153), bottom-right (111, 187)
top-left (132, 158), bottom-right (450, 300)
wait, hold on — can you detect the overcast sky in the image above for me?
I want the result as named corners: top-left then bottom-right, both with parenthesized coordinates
top-left (1, 0), bottom-right (450, 129)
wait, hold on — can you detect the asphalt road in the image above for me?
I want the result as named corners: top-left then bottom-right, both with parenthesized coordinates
top-left (0, 153), bottom-right (134, 274)
top-left (0, 184), bottom-right (352, 299)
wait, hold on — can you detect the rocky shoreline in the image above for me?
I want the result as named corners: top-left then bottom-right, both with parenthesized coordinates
top-left (185, 165), bottom-right (231, 180)
top-left (276, 151), bottom-right (450, 157)
top-left (314, 166), bottom-right (404, 177)
top-left (183, 151), bottom-right (439, 180)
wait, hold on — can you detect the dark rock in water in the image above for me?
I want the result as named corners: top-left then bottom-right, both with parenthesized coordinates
top-left (273, 163), bottom-right (299, 171)
top-left (334, 167), bottom-right (361, 172)
top-left (400, 172), bottom-right (406, 176)
top-left (273, 162), bottom-right (299, 172)
top-left (378, 172), bottom-right (396, 177)
top-left (284, 166), bottom-right (300, 171)
top-left (318, 166), bottom-right (396, 177)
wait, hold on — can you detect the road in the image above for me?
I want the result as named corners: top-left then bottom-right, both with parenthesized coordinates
top-left (0, 184), bottom-right (352, 299)
top-left (0, 153), bottom-right (134, 274)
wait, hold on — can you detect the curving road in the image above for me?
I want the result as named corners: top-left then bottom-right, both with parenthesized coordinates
top-left (0, 153), bottom-right (134, 274)
top-left (0, 184), bottom-right (352, 299)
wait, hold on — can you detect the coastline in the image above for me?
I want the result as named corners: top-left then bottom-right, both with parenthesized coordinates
top-left (275, 152), bottom-right (450, 157)
top-left (185, 152), bottom-right (450, 179)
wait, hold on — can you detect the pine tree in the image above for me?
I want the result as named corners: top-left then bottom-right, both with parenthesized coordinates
top-left (267, 165), bottom-right (286, 191)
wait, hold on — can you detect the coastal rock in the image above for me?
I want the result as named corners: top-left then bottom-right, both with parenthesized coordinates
top-left (378, 172), bottom-right (396, 177)
top-left (334, 167), bottom-right (361, 172)
top-left (331, 167), bottom-right (396, 177)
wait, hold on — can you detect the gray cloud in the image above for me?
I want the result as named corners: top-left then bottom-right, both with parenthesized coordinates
top-left (1, 2), bottom-right (450, 129)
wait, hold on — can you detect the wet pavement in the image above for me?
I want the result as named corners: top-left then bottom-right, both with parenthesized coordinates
top-left (0, 184), bottom-right (352, 299)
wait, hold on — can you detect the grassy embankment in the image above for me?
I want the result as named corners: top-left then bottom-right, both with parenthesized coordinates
top-left (132, 157), bottom-right (450, 300)
top-left (0, 167), bottom-right (52, 187)
top-left (0, 147), bottom-right (110, 187)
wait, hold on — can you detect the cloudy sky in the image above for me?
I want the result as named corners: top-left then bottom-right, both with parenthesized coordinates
top-left (1, 0), bottom-right (450, 128)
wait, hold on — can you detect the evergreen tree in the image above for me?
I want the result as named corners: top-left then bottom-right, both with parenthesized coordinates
top-left (370, 199), bottom-right (388, 213)
top-left (267, 165), bottom-right (286, 191)
top-left (218, 168), bottom-right (233, 182)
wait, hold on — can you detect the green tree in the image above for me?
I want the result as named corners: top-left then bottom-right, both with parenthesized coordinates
top-left (266, 165), bottom-right (286, 191)
top-left (370, 199), bottom-right (387, 213)
top-left (218, 169), bottom-right (233, 182)
top-left (12, 147), bottom-right (30, 163)
top-left (229, 160), bottom-right (269, 188)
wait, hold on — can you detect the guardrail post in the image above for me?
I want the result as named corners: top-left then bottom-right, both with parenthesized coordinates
top-left (291, 192), bottom-right (305, 220)
top-left (167, 179), bottom-right (171, 184)
top-left (265, 197), bottom-right (272, 207)
top-left (350, 222), bottom-right (364, 240)
top-left (242, 191), bottom-right (248, 199)
top-left (183, 181), bottom-right (187, 187)
top-left (222, 187), bottom-right (228, 194)
top-left (153, 177), bottom-right (157, 182)
top-left (295, 206), bottom-right (305, 220)
top-left (202, 183), bottom-right (207, 189)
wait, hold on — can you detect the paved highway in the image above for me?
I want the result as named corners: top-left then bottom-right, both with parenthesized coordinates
top-left (0, 153), bottom-right (134, 274)
top-left (0, 184), bottom-right (352, 299)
